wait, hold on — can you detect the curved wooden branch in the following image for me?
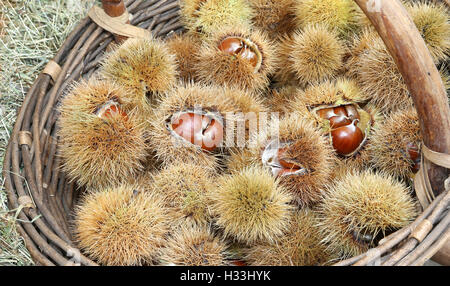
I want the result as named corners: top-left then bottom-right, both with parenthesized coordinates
top-left (354, 0), bottom-right (450, 194)
top-left (102, 0), bottom-right (126, 17)
top-left (354, 0), bottom-right (450, 265)
top-left (101, 0), bottom-right (129, 42)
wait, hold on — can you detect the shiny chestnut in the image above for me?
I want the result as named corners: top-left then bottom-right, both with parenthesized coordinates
top-left (277, 148), bottom-right (303, 175)
top-left (316, 107), bottom-right (337, 120)
top-left (317, 104), bottom-right (366, 156)
top-left (239, 47), bottom-right (259, 69)
top-left (333, 106), bottom-right (347, 117)
top-left (218, 37), bottom-right (259, 69)
top-left (170, 112), bottom-right (223, 151)
top-left (316, 104), bottom-right (360, 121)
top-left (218, 37), bottom-right (243, 55)
top-left (331, 120), bottom-right (364, 156)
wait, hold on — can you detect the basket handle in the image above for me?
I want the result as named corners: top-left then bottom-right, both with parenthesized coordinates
top-left (101, 0), bottom-right (129, 42)
top-left (102, 0), bottom-right (126, 17)
top-left (355, 0), bottom-right (450, 194)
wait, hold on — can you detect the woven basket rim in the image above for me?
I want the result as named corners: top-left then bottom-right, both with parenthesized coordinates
top-left (2, 0), bottom-right (449, 266)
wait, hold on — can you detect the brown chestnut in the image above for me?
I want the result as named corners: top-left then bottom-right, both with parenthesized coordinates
top-left (239, 46), bottom-right (259, 69)
top-left (262, 143), bottom-right (307, 177)
top-left (218, 37), bottom-right (243, 55)
top-left (406, 142), bottom-right (421, 173)
top-left (218, 37), bottom-right (259, 68)
top-left (331, 120), bottom-right (364, 156)
top-left (277, 148), bottom-right (305, 176)
top-left (278, 159), bottom-right (302, 171)
top-left (317, 107), bottom-right (337, 120)
top-left (171, 112), bottom-right (223, 151)
top-left (329, 115), bottom-right (351, 129)
top-left (333, 106), bottom-right (348, 117)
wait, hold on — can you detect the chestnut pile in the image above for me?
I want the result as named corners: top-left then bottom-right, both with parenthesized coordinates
top-left (58, 0), bottom-right (449, 266)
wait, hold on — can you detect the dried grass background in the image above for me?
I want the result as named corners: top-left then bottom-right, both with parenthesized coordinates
top-left (0, 0), bottom-right (97, 266)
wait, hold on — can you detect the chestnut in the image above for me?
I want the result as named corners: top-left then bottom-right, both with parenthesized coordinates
top-left (316, 107), bottom-right (336, 120)
top-left (96, 101), bottom-right (128, 121)
top-left (170, 112), bottom-right (223, 151)
top-left (278, 158), bottom-right (302, 172)
top-left (329, 115), bottom-right (351, 129)
top-left (333, 106), bottom-right (347, 117)
top-left (316, 104), bottom-right (367, 156)
top-left (218, 37), bottom-right (243, 55)
top-left (278, 148), bottom-right (304, 176)
top-left (239, 47), bottom-right (259, 69)
top-left (317, 105), bottom-right (351, 120)
top-left (262, 142), bottom-right (307, 177)
top-left (331, 120), bottom-right (364, 156)
top-left (218, 37), bottom-right (259, 68)
top-left (406, 142), bottom-right (421, 173)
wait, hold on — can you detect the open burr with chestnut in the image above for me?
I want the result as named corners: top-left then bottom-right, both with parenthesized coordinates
top-left (58, 79), bottom-right (149, 190)
top-left (148, 84), bottom-right (231, 169)
top-left (226, 113), bottom-right (336, 206)
top-left (367, 106), bottom-right (423, 178)
top-left (194, 25), bottom-right (275, 91)
top-left (316, 104), bottom-right (365, 157)
top-left (147, 83), bottom-right (266, 170)
top-left (290, 79), bottom-right (379, 172)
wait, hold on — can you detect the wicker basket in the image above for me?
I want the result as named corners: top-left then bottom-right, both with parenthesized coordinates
top-left (2, 0), bottom-right (449, 266)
